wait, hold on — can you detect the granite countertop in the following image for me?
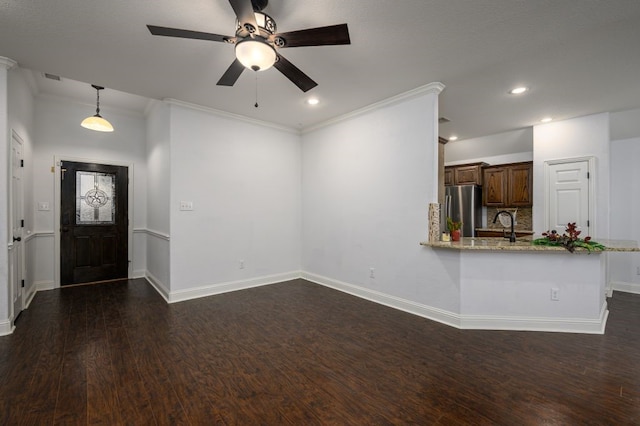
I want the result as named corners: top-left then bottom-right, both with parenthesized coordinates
top-left (421, 237), bottom-right (640, 252)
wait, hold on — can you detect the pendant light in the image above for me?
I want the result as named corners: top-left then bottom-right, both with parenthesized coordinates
top-left (81, 84), bottom-right (114, 132)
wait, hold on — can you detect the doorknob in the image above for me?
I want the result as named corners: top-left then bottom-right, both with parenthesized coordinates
top-left (13, 236), bottom-right (21, 242)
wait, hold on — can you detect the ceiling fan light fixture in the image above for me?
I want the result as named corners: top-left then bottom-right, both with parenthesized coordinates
top-left (81, 84), bottom-right (114, 132)
top-left (235, 38), bottom-right (276, 71)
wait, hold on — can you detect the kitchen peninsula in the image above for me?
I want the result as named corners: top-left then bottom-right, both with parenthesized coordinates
top-left (421, 237), bottom-right (640, 334)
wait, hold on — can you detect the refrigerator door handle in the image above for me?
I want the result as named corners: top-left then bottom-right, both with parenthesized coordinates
top-left (445, 195), bottom-right (452, 219)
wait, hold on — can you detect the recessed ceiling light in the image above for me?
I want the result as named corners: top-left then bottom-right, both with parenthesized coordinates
top-left (448, 135), bottom-right (458, 141)
top-left (509, 86), bottom-right (528, 95)
top-left (307, 98), bottom-right (319, 106)
top-left (540, 117), bottom-right (553, 123)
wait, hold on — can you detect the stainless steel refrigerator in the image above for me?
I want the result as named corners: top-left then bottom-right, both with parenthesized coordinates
top-left (442, 185), bottom-right (482, 237)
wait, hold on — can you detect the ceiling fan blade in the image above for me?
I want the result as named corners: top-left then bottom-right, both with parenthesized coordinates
top-left (228, 0), bottom-right (258, 33)
top-left (274, 54), bottom-right (317, 92)
top-left (274, 24), bottom-right (350, 48)
top-left (217, 59), bottom-right (245, 86)
top-left (147, 25), bottom-right (230, 43)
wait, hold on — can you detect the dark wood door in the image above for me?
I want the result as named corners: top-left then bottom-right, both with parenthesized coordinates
top-left (60, 161), bottom-right (128, 286)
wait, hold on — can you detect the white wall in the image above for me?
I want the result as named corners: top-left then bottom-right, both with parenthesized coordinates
top-left (167, 103), bottom-right (301, 298)
top-left (611, 107), bottom-right (640, 141)
top-left (533, 113), bottom-right (610, 238)
top-left (609, 136), bottom-right (640, 290)
top-left (445, 128), bottom-right (533, 165)
top-left (301, 85), bottom-right (462, 316)
top-left (7, 67), bottom-right (35, 304)
top-left (0, 59), bottom-right (14, 330)
top-left (145, 101), bottom-right (171, 292)
top-left (32, 95), bottom-right (147, 287)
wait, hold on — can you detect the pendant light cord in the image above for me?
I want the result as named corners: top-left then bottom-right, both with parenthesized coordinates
top-left (254, 72), bottom-right (259, 108)
top-left (95, 88), bottom-right (101, 115)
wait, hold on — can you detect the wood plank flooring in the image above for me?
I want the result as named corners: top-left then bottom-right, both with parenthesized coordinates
top-left (1, 278), bottom-right (640, 425)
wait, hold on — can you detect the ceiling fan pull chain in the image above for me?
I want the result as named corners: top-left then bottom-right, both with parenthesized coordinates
top-left (254, 72), bottom-right (259, 108)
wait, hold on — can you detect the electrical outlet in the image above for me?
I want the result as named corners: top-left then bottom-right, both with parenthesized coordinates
top-left (370, 268), bottom-right (375, 279)
top-left (179, 201), bottom-right (194, 211)
top-left (239, 260), bottom-right (245, 269)
top-left (550, 288), bottom-right (560, 301)
top-left (637, 266), bottom-right (640, 275)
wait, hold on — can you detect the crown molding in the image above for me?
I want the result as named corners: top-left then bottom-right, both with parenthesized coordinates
top-left (164, 98), bottom-right (300, 135)
top-left (0, 57), bottom-right (17, 70)
top-left (302, 81), bottom-right (446, 133)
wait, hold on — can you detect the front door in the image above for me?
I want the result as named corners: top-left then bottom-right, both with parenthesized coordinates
top-left (547, 159), bottom-right (591, 235)
top-left (60, 161), bottom-right (128, 285)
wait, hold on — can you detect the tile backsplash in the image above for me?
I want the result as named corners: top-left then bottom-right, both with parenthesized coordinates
top-left (486, 206), bottom-right (532, 230)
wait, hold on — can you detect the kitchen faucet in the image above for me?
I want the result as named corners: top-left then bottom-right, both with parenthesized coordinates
top-left (493, 210), bottom-right (516, 242)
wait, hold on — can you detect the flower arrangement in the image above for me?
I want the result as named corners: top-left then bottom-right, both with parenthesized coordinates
top-left (532, 222), bottom-right (606, 253)
top-left (447, 217), bottom-right (462, 232)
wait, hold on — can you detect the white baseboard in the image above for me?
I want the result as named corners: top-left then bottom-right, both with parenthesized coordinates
top-left (132, 269), bottom-right (146, 279)
top-left (301, 272), bottom-right (461, 329)
top-left (167, 271), bottom-right (302, 304)
top-left (611, 281), bottom-right (640, 295)
top-left (24, 288), bottom-right (37, 309)
top-left (21, 281), bottom-right (55, 309)
top-left (35, 280), bottom-right (54, 291)
top-left (302, 271), bottom-right (608, 334)
top-left (459, 302), bottom-right (608, 334)
top-left (0, 318), bottom-right (14, 336)
top-left (145, 271), bottom-right (170, 302)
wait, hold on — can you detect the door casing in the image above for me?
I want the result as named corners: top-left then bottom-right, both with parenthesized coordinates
top-left (54, 156), bottom-right (134, 288)
top-left (10, 130), bottom-right (24, 322)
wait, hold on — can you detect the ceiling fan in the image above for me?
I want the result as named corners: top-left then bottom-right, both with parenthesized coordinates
top-left (147, 0), bottom-right (350, 92)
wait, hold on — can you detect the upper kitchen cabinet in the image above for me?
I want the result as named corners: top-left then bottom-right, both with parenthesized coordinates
top-left (483, 161), bottom-right (533, 207)
top-left (444, 162), bottom-right (487, 186)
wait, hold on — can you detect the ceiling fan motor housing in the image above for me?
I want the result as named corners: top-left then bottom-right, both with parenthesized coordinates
top-left (251, 0), bottom-right (268, 12)
top-left (236, 11), bottom-right (276, 40)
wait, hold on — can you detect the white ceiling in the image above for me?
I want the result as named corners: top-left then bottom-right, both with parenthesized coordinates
top-left (2, 0), bottom-right (640, 140)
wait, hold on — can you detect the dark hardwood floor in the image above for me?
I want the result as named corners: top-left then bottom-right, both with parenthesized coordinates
top-left (1, 278), bottom-right (639, 425)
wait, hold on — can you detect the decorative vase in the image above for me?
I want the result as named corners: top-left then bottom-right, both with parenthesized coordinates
top-left (451, 229), bottom-right (461, 242)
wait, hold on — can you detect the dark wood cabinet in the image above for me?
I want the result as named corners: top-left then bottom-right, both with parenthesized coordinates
top-left (482, 162), bottom-right (533, 207)
top-left (508, 163), bottom-right (533, 206)
top-left (444, 163), bottom-right (486, 186)
top-left (444, 168), bottom-right (454, 186)
top-left (483, 167), bottom-right (508, 206)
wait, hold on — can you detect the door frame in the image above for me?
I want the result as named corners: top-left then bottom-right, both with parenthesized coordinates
top-left (543, 156), bottom-right (596, 237)
top-left (9, 129), bottom-right (25, 322)
top-left (53, 155), bottom-right (134, 288)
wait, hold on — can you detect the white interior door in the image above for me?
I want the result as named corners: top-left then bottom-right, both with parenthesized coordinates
top-left (547, 159), bottom-right (591, 235)
top-left (10, 132), bottom-right (24, 322)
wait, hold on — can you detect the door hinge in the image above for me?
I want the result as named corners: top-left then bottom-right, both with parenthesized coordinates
top-left (20, 219), bottom-right (24, 228)
top-left (21, 279), bottom-right (25, 288)
top-left (587, 220), bottom-right (590, 227)
top-left (20, 159), bottom-right (24, 167)
top-left (587, 172), bottom-right (590, 179)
